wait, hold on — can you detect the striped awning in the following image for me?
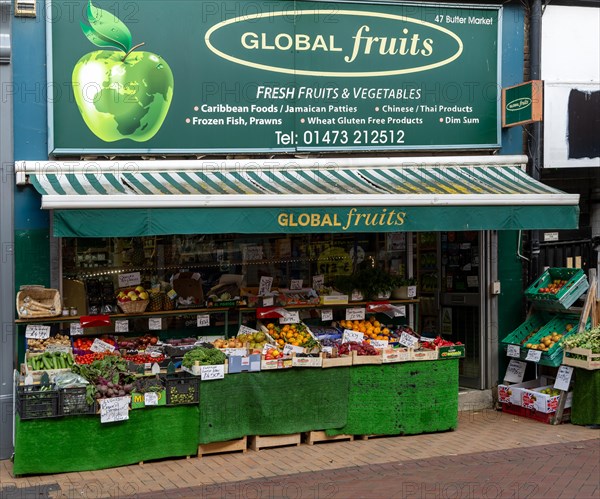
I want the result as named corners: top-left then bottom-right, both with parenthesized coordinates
top-left (15, 157), bottom-right (580, 236)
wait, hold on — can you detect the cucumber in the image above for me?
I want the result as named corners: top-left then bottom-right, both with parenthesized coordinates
top-left (42, 356), bottom-right (52, 370)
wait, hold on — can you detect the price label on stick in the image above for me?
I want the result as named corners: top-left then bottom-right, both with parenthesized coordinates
top-left (114, 320), bottom-right (129, 333)
top-left (525, 349), bottom-right (542, 363)
top-left (504, 359), bottom-right (527, 383)
top-left (370, 339), bottom-right (389, 349)
top-left (399, 332), bottom-right (418, 348)
top-left (25, 325), bottom-right (50, 340)
top-left (283, 343), bottom-right (304, 355)
top-left (201, 364), bottom-right (225, 381)
top-left (554, 365), bottom-right (574, 392)
top-left (290, 279), bottom-right (303, 290)
top-left (90, 338), bottom-right (115, 353)
top-left (238, 325), bottom-right (259, 336)
top-left (69, 323), bottom-right (83, 336)
top-left (342, 329), bottom-right (364, 343)
top-left (148, 318), bottom-right (162, 331)
top-left (321, 309), bottom-right (333, 322)
top-left (118, 272), bottom-right (141, 288)
top-left (345, 307), bottom-right (365, 321)
top-left (279, 310), bottom-right (300, 324)
top-left (312, 274), bottom-right (324, 291)
top-left (197, 315), bottom-right (210, 327)
top-left (262, 296), bottom-right (274, 307)
top-left (506, 344), bottom-right (521, 358)
top-left (258, 276), bottom-right (273, 296)
top-left (262, 343), bottom-right (278, 355)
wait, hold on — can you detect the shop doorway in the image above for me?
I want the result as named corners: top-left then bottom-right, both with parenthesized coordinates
top-left (439, 231), bottom-right (489, 389)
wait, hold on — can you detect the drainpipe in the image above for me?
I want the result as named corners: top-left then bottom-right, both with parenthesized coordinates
top-left (528, 0), bottom-right (543, 279)
top-left (0, 0), bottom-right (15, 460)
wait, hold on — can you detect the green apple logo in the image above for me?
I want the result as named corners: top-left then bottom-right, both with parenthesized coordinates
top-left (72, 0), bottom-right (174, 142)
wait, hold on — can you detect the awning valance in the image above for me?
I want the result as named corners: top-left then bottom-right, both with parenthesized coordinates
top-left (15, 156), bottom-right (580, 236)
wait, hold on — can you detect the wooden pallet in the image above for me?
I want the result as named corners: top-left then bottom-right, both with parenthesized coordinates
top-left (304, 431), bottom-right (354, 445)
top-left (248, 433), bottom-right (301, 451)
top-left (198, 436), bottom-right (247, 457)
top-left (355, 434), bottom-right (397, 441)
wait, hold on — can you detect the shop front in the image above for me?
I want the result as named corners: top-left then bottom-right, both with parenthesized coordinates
top-left (10, 0), bottom-right (583, 474)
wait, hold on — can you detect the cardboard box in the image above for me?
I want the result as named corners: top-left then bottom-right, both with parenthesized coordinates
top-left (292, 354), bottom-right (323, 368)
top-left (260, 357), bottom-right (293, 370)
top-left (410, 349), bottom-right (438, 361)
top-left (497, 378), bottom-right (548, 406)
top-left (438, 345), bottom-right (466, 359)
top-left (521, 385), bottom-right (573, 413)
top-left (228, 354), bottom-right (261, 373)
top-left (382, 347), bottom-right (411, 363)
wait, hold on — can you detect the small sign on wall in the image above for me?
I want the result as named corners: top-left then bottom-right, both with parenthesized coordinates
top-left (502, 80), bottom-right (543, 128)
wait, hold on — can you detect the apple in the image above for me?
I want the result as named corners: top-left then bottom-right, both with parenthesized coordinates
top-left (72, 1), bottom-right (173, 142)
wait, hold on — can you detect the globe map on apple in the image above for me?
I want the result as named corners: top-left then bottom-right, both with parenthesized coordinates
top-left (72, 1), bottom-right (174, 142)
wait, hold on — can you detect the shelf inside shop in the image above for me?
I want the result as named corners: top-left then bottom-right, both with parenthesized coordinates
top-left (15, 306), bottom-right (232, 324)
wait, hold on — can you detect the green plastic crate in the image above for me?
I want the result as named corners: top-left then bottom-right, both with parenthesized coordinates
top-left (519, 314), bottom-right (588, 367)
top-left (501, 312), bottom-right (551, 347)
top-left (524, 268), bottom-right (589, 311)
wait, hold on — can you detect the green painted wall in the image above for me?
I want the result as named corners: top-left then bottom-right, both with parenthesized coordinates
top-left (497, 231), bottom-right (524, 381)
top-left (14, 229), bottom-right (51, 292)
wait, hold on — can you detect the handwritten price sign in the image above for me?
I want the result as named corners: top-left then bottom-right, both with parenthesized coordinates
top-left (25, 325), bottom-right (50, 340)
top-left (342, 329), bottom-right (364, 343)
top-left (200, 364), bottom-right (225, 381)
top-left (345, 308), bottom-right (365, 321)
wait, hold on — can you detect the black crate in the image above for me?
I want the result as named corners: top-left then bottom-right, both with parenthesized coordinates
top-left (16, 384), bottom-right (60, 420)
top-left (60, 386), bottom-right (96, 416)
top-left (164, 374), bottom-right (199, 406)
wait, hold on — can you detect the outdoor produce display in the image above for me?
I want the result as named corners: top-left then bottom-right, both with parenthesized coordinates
top-left (26, 351), bottom-right (75, 371)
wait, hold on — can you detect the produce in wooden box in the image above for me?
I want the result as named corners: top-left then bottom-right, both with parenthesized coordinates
top-left (420, 336), bottom-right (462, 349)
top-left (27, 334), bottom-right (71, 351)
top-left (118, 335), bottom-right (159, 351)
top-left (338, 341), bottom-right (379, 356)
top-left (236, 331), bottom-right (269, 349)
top-left (265, 323), bottom-right (318, 349)
top-left (213, 337), bottom-right (245, 349)
top-left (27, 351), bottom-right (75, 370)
top-left (264, 347), bottom-right (284, 360)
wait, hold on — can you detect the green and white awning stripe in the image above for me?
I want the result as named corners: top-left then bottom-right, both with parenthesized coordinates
top-left (27, 165), bottom-right (565, 200)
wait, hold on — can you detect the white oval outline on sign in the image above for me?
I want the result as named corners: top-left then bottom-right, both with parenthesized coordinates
top-left (205, 9), bottom-right (464, 78)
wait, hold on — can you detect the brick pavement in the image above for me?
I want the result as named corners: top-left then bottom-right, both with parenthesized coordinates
top-left (0, 409), bottom-right (598, 498)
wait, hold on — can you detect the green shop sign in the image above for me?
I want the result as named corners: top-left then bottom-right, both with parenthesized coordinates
top-left (49, 0), bottom-right (501, 155)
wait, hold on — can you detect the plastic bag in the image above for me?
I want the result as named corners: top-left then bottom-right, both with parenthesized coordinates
top-left (53, 372), bottom-right (89, 389)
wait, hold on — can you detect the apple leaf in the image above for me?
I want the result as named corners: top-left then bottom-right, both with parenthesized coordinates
top-left (80, 0), bottom-right (132, 53)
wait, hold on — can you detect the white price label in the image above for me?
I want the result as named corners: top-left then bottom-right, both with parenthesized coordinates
top-left (507, 344), bottom-right (521, 358)
top-left (312, 275), bottom-right (324, 291)
top-left (238, 325), bottom-right (259, 336)
top-left (406, 286), bottom-right (417, 298)
top-left (321, 309), bottom-right (333, 322)
top-left (258, 276), bottom-right (273, 296)
top-left (117, 272), bottom-right (141, 288)
top-left (69, 323), bottom-right (84, 336)
top-left (351, 290), bottom-right (363, 301)
top-left (144, 392), bottom-right (159, 406)
top-left (279, 310), bottom-right (300, 324)
top-left (342, 329), bottom-right (364, 343)
top-left (201, 364), bottom-right (225, 380)
top-left (392, 305), bottom-right (406, 318)
top-left (262, 296), bottom-right (274, 307)
top-left (525, 349), bottom-right (542, 363)
top-left (283, 343), bottom-right (304, 355)
top-left (148, 318), bottom-right (163, 331)
top-left (100, 396), bottom-right (130, 423)
top-left (345, 308), bottom-right (365, 321)
top-left (90, 338), bottom-right (116, 353)
top-left (25, 325), bottom-right (51, 340)
top-left (45, 344), bottom-right (72, 353)
top-left (197, 315), bottom-right (210, 327)
top-left (290, 279), bottom-right (303, 290)
top-left (554, 365), bottom-right (574, 392)
top-left (114, 320), bottom-right (129, 333)
top-left (322, 346), bottom-right (333, 355)
top-left (504, 359), bottom-right (527, 383)
top-left (399, 332), bottom-right (418, 348)
top-left (370, 339), bottom-right (389, 349)
top-left (151, 363), bottom-right (161, 374)
top-left (262, 343), bottom-right (278, 355)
